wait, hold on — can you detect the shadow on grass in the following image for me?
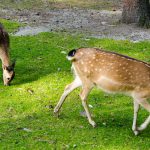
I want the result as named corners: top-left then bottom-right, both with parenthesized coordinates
top-left (8, 33), bottom-right (73, 85)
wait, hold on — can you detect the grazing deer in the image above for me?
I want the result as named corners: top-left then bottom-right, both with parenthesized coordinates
top-left (0, 23), bottom-right (15, 86)
top-left (54, 48), bottom-right (150, 135)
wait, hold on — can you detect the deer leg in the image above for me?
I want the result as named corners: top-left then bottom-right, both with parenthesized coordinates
top-left (80, 86), bottom-right (96, 127)
top-left (136, 99), bottom-right (150, 132)
top-left (54, 77), bottom-right (82, 114)
top-left (138, 116), bottom-right (150, 131)
top-left (132, 100), bottom-right (140, 135)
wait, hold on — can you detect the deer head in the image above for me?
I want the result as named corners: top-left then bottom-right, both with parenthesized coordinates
top-left (3, 61), bottom-right (15, 86)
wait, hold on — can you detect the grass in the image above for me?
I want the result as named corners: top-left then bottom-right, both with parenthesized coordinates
top-left (0, 0), bottom-right (122, 10)
top-left (0, 18), bottom-right (24, 33)
top-left (0, 20), bottom-right (150, 149)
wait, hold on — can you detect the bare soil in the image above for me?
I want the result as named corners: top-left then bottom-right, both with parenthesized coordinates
top-left (0, 6), bottom-right (150, 42)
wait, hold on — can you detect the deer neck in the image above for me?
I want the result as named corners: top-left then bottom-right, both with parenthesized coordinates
top-left (0, 48), bottom-right (10, 67)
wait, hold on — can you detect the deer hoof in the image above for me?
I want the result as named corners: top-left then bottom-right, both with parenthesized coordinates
top-left (53, 108), bottom-right (59, 117)
top-left (90, 120), bottom-right (96, 128)
top-left (53, 112), bottom-right (59, 118)
top-left (133, 130), bottom-right (139, 136)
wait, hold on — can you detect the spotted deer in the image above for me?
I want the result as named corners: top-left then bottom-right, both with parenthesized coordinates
top-left (54, 48), bottom-right (150, 135)
top-left (0, 23), bottom-right (15, 86)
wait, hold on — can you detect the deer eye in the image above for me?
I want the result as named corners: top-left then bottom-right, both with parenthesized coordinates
top-left (7, 78), bottom-right (10, 80)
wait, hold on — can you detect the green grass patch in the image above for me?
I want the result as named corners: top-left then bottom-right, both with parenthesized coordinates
top-left (0, 18), bottom-right (24, 33)
top-left (0, 32), bottom-right (150, 149)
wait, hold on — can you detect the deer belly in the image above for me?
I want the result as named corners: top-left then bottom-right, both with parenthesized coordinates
top-left (96, 76), bottom-right (132, 94)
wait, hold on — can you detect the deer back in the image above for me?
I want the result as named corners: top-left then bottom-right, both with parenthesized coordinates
top-left (69, 48), bottom-right (150, 94)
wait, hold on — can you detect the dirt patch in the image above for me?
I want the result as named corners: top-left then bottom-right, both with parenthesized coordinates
top-left (1, 7), bottom-right (150, 42)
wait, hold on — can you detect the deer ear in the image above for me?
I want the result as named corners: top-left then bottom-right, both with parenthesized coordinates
top-left (2, 64), bottom-right (7, 70)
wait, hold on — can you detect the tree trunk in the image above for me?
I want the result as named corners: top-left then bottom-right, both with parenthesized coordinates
top-left (122, 0), bottom-right (150, 28)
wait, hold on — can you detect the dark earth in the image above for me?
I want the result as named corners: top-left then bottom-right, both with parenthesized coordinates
top-left (0, 1), bottom-right (150, 42)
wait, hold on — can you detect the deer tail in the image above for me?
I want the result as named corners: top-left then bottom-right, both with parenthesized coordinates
top-left (67, 49), bottom-right (77, 61)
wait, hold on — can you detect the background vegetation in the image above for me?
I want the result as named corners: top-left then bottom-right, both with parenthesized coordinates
top-left (0, 0), bottom-right (122, 10)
